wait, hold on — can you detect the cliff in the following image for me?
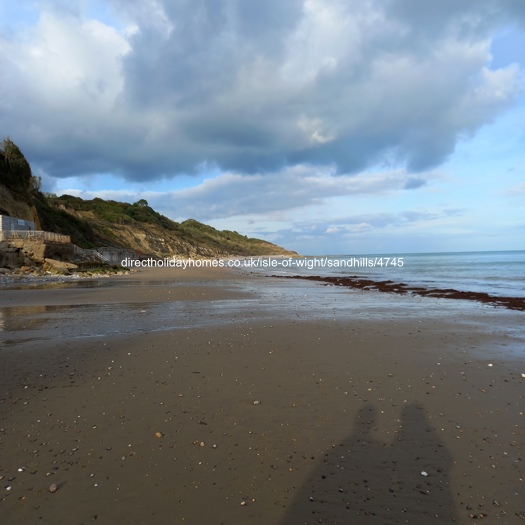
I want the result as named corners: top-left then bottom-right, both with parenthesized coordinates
top-left (0, 138), bottom-right (297, 259)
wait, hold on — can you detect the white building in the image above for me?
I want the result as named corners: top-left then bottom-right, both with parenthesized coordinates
top-left (0, 214), bottom-right (36, 232)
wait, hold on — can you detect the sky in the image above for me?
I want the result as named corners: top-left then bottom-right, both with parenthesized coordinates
top-left (1, 0), bottom-right (524, 255)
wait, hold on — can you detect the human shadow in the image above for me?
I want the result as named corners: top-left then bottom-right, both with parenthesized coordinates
top-left (280, 404), bottom-right (458, 524)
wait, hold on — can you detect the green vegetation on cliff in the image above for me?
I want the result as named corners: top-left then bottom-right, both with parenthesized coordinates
top-left (1, 138), bottom-right (296, 257)
top-left (0, 138), bottom-right (34, 199)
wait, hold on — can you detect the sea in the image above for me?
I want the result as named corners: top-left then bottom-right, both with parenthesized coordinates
top-left (241, 250), bottom-right (525, 298)
top-left (2, 250), bottom-right (523, 349)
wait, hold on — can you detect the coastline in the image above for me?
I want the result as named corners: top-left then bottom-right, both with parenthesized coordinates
top-left (273, 274), bottom-right (525, 312)
top-left (1, 267), bottom-right (524, 524)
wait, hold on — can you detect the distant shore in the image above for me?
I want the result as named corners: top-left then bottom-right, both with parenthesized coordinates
top-left (1, 266), bottom-right (524, 524)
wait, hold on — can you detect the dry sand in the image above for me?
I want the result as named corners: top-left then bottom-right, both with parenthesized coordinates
top-left (0, 267), bottom-right (524, 524)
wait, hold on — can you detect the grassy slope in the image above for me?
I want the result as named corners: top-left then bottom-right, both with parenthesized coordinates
top-left (0, 138), bottom-right (296, 257)
top-left (46, 195), bottom-right (297, 257)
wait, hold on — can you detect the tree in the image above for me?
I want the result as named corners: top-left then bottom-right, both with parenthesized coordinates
top-left (0, 137), bottom-right (33, 194)
top-left (30, 175), bottom-right (42, 194)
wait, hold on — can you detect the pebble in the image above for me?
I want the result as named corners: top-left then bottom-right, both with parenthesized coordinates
top-left (48, 484), bottom-right (58, 493)
top-left (253, 400), bottom-right (261, 405)
top-left (420, 471), bottom-right (428, 477)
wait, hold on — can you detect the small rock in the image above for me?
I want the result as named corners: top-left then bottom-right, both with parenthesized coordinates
top-left (155, 432), bottom-right (163, 438)
top-left (199, 441), bottom-right (205, 447)
top-left (48, 484), bottom-right (58, 493)
top-left (253, 400), bottom-right (261, 405)
top-left (420, 471), bottom-right (428, 477)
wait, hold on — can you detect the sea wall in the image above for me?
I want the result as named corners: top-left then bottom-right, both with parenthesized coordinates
top-left (0, 240), bottom-right (74, 269)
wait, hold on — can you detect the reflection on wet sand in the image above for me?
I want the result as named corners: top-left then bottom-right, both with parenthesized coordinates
top-left (0, 305), bottom-right (58, 332)
top-left (4, 274), bottom-right (519, 349)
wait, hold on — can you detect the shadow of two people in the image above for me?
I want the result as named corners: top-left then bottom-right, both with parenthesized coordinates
top-left (280, 404), bottom-right (458, 524)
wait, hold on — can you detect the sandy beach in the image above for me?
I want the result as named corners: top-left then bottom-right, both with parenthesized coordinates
top-left (1, 267), bottom-right (524, 524)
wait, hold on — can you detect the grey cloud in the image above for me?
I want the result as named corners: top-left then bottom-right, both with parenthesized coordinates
top-left (443, 208), bottom-right (466, 216)
top-left (119, 0), bottom-right (303, 107)
top-left (398, 211), bottom-right (440, 224)
top-left (2, 0), bottom-right (524, 180)
top-left (157, 168), bottom-right (434, 220)
top-left (404, 177), bottom-right (426, 190)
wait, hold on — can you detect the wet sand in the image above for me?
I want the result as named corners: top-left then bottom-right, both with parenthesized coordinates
top-left (1, 267), bottom-right (524, 524)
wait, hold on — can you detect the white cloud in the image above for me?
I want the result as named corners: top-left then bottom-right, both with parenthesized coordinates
top-left (3, 11), bottom-right (129, 109)
top-left (1, 0), bottom-right (523, 181)
top-left (2, 0), bottom-right (524, 254)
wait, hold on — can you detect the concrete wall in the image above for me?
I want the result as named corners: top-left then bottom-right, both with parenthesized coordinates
top-left (7, 239), bottom-right (74, 262)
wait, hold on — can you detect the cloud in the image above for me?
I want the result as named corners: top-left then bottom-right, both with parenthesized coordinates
top-left (1, 0), bottom-right (524, 181)
top-left (404, 177), bottom-right (426, 190)
top-left (156, 166), bottom-right (439, 220)
top-left (60, 165), bottom-right (434, 221)
top-left (1, 8), bottom-right (132, 176)
top-left (251, 207), bottom-right (469, 254)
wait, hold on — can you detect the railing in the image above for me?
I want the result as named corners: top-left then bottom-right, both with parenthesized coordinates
top-left (0, 230), bottom-right (71, 243)
top-left (94, 247), bottom-right (139, 264)
top-left (92, 250), bottom-right (110, 264)
top-left (72, 245), bottom-right (111, 263)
